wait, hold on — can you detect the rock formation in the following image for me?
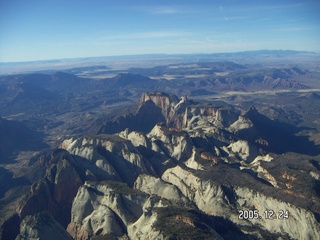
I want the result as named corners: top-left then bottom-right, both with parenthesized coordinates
top-left (16, 212), bottom-right (72, 240)
top-left (19, 149), bottom-right (83, 228)
top-left (60, 134), bottom-right (156, 186)
top-left (1, 92), bottom-right (320, 240)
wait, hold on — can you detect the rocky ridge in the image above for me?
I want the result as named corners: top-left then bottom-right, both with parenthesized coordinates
top-left (60, 93), bottom-right (320, 239)
top-left (16, 212), bottom-right (72, 240)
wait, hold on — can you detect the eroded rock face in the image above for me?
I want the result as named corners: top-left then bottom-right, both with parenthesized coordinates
top-left (19, 150), bottom-right (82, 228)
top-left (60, 135), bottom-right (155, 186)
top-left (227, 140), bottom-right (260, 162)
top-left (228, 115), bottom-right (254, 133)
top-left (119, 129), bottom-right (152, 149)
top-left (126, 211), bottom-right (166, 240)
top-left (139, 92), bottom-right (179, 126)
top-left (235, 187), bottom-right (320, 240)
top-left (67, 179), bottom-right (245, 240)
top-left (16, 212), bottom-right (72, 240)
top-left (139, 92), bottom-right (241, 133)
top-left (162, 166), bottom-right (232, 216)
top-left (98, 92), bottom-right (243, 137)
top-left (161, 165), bottom-right (320, 240)
top-left (66, 180), bottom-right (164, 240)
top-left (147, 123), bottom-right (193, 161)
top-left (134, 174), bottom-right (189, 204)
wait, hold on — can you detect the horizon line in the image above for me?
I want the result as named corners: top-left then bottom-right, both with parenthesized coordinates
top-left (0, 49), bottom-right (318, 64)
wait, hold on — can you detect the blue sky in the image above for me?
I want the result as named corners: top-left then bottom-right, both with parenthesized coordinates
top-left (1, 0), bottom-right (319, 62)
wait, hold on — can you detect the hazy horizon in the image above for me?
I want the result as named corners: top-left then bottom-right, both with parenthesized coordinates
top-left (1, 49), bottom-right (318, 64)
top-left (1, 0), bottom-right (320, 62)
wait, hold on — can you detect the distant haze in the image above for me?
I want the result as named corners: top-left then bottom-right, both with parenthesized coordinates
top-left (1, 0), bottom-right (320, 62)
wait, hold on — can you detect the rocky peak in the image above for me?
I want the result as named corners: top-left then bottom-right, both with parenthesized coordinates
top-left (67, 180), bottom-right (149, 240)
top-left (16, 212), bottom-right (72, 240)
top-left (147, 123), bottom-right (193, 161)
top-left (139, 92), bottom-right (180, 106)
top-left (100, 92), bottom-right (247, 134)
top-left (243, 105), bottom-right (259, 118)
top-left (139, 92), bottom-right (179, 123)
top-left (60, 134), bottom-right (155, 186)
top-left (113, 73), bottom-right (152, 86)
top-left (302, 92), bottom-right (320, 99)
top-left (213, 108), bottom-right (239, 128)
top-left (19, 149), bottom-right (83, 228)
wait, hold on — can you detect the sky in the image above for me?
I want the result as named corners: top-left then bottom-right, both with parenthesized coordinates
top-left (0, 0), bottom-right (320, 62)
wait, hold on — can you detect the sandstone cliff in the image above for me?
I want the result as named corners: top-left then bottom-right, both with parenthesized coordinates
top-left (67, 179), bottom-right (247, 239)
top-left (60, 134), bottom-right (155, 186)
top-left (162, 165), bottom-right (320, 239)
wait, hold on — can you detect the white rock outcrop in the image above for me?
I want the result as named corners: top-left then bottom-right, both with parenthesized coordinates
top-left (161, 165), bottom-right (320, 240)
top-left (60, 135), bottom-right (155, 184)
top-left (127, 211), bottom-right (167, 240)
top-left (119, 129), bottom-right (152, 149)
top-left (185, 148), bottom-right (205, 170)
top-left (228, 115), bottom-right (254, 133)
top-left (134, 174), bottom-right (189, 203)
top-left (235, 187), bottom-right (320, 240)
top-left (67, 181), bottom-right (149, 239)
top-left (162, 165), bottom-right (231, 216)
top-left (147, 124), bottom-right (193, 161)
top-left (227, 140), bottom-right (259, 162)
top-left (67, 180), bottom-right (187, 240)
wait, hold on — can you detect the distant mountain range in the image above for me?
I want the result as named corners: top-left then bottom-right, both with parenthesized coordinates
top-left (0, 67), bottom-right (309, 128)
top-left (1, 50), bottom-right (319, 75)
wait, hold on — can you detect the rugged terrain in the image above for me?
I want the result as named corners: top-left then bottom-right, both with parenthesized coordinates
top-left (0, 52), bottom-right (320, 239)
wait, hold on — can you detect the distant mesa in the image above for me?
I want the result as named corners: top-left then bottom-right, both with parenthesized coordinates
top-left (111, 73), bottom-right (153, 87)
top-left (300, 92), bottom-right (320, 99)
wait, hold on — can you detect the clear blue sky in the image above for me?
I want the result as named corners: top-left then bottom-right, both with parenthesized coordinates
top-left (1, 0), bottom-right (319, 62)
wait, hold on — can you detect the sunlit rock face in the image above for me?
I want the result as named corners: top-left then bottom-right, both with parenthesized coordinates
top-left (161, 165), bottom-right (320, 240)
top-left (60, 135), bottom-right (155, 186)
top-left (98, 92), bottom-right (260, 144)
top-left (67, 180), bottom-right (192, 240)
top-left (67, 181), bottom-right (149, 240)
top-left (138, 92), bottom-right (240, 132)
top-left (139, 92), bottom-right (179, 124)
top-left (134, 174), bottom-right (190, 204)
top-left (65, 162), bottom-right (320, 240)
top-left (147, 123), bottom-right (193, 161)
top-left (66, 178), bottom-right (232, 240)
